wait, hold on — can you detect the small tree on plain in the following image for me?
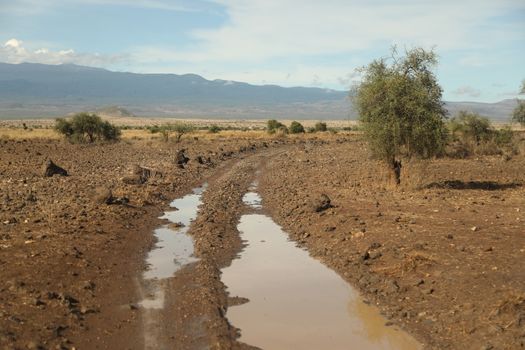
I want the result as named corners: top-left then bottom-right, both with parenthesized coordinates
top-left (266, 119), bottom-right (287, 134)
top-left (352, 47), bottom-right (448, 184)
top-left (54, 113), bottom-right (120, 143)
top-left (289, 121), bottom-right (305, 134)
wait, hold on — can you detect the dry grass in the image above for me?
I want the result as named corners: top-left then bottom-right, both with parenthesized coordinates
top-left (0, 128), bottom-right (59, 140)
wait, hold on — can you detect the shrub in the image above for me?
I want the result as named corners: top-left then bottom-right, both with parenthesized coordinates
top-left (208, 125), bottom-right (222, 133)
top-left (449, 111), bottom-right (492, 143)
top-left (54, 113), bottom-right (120, 143)
top-left (314, 122), bottom-right (327, 132)
top-left (289, 121), bottom-right (305, 134)
top-left (267, 119), bottom-right (287, 134)
top-left (447, 111), bottom-right (517, 157)
top-left (512, 100), bottom-right (525, 127)
top-left (352, 47), bottom-right (448, 184)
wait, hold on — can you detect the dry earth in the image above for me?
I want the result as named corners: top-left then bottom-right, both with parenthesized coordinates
top-left (1, 129), bottom-right (524, 350)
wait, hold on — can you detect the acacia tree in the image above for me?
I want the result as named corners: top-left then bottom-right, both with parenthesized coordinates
top-left (151, 122), bottom-right (195, 142)
top-left (352, 47), bottom-right (448, 184)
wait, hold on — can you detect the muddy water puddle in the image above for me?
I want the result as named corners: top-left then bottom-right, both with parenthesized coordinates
top-left (222, 190), bottom-right (421, 349)
top-left (140, 184), bottom-right (206, 309)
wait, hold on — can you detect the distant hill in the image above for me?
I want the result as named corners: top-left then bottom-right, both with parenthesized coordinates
top-left (0, 62), bottom-right (518, 121)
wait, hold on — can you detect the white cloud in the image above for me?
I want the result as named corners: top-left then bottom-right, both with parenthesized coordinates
top-left (0, 38), bottom-right (127, 66)
top-left (151, 0), bottom-right (524, 62)
top-left (453, 85), bottom-right (482, 98)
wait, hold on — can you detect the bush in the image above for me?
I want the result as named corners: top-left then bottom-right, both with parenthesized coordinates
top-left (512, 100), bottom-right (525, 126)
top-left (314, 122), bottom-right (327, 132)
top-left (447, 111), bottom-right (517, 157)
top-left (289, 121), bottom-right (305, 134)
top-left (208, 125), bottom-right (222, 133)
top-left (54, 113), bottom-right (120, 143)
top-left (267, 119), bottom-right (287, 134)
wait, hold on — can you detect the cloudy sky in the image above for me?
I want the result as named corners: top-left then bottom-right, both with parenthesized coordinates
top-left (1, 0), bottom-right (524, 102)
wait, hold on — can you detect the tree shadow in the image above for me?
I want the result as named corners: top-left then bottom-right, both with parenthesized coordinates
top-left (424, 180), bottom-right (522, 191)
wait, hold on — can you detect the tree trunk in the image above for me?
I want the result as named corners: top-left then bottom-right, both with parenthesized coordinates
top-left (389, 158), bottom-right (402, 185)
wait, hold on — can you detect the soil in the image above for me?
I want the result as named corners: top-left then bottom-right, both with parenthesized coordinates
top-left (259, 136), bottom-right (525, 350)
top-left (1, 133), bottom-right (524, 350)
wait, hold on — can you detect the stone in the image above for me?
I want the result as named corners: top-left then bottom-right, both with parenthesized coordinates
top-left (311, 194), bottom-right (332, 212)
top-left (42, 159), bottom-right (68, 177)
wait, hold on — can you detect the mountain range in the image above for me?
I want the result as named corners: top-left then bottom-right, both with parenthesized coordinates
top-left (0, 62), bottom-right (518, 121)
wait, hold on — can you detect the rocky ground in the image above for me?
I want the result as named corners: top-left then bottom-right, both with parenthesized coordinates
top-left (0, 135), bottom-right (281, 349)
top-left (1, 132), bottom-right (524, 350)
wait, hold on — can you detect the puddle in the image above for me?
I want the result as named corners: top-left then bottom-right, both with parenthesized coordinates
top-left (221, 186), bottom-right (421, 349)
top-left (140, 184), bottom-right (206, 308)
top-left (241, 180), bottom-right (262, 209)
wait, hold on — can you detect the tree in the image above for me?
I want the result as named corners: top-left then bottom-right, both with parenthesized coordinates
top-left (512, 101), bottom-right (525, 126)
top-left (289, 121), bottom-right (305, 134)
top-left (512, 80), bottom-right (525, 126)
top-left (266, 119), bottom-right (288, 134)
top-left (151, 122), bottom-right (195, 142)
top-left (54, 113), bottom-right (120, 143)
top-left (352, 47), bottom-right (448, 184)
top-left (449, 111), bottom-right (492, 144)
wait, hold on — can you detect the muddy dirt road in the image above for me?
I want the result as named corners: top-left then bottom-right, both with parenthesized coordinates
top-left (1, 134), bottom-right (524, 349)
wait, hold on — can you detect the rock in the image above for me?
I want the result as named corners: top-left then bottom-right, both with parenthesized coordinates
top-left (93, 187), bottom-right (114, 204)
top-left (134, 165), bottom-right (162, 183)
top-left (42, 159), bottom-right (68, 177)
top-left (121, 175), bottom-right (143, 185)
top-left (176, 149), bottom-right (190, 168)
top-left (471, 226), bottom-right (479, 232)
top-left (311, 194), bottom-right (332, 212)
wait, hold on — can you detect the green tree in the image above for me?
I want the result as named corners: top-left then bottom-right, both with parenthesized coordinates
top-left (266, 119), bottom-right (287, 134)
top-left (289, 121), bottom-right (305, 134)
top-left (449, 111), bottom-right (492, 143)
top-left (512, 80), bottom-right (525, 126)
top-left (352, 47), bottom-right (448, 184)
top-left (54, 113), bottom-right (120, 143)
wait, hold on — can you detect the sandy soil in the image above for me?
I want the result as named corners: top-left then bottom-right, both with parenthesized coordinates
top-left (1, 131), bottom-right (524, 350)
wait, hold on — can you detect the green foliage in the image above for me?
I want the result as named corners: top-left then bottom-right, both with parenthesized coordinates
top-left (352, 47), bottom-right (448, 183)
top-left (54, 113), bottom-right (120, 143)
top-left (314, 122), bottom-right (328, 132)
top-left (449, 111), bottom-right (492, 143)
top-left (149, 122), bottom-right (195, 142)
top-left (289, 121), bottom-right (305, 134)
top-left (447, 111), bottom-right (516, 157)
top-left (208, 124), bottom-right (222, 133)
top-left (512, 100), bottom-right (525, 126)
top-left (266, 119), bottom-right (288, 134)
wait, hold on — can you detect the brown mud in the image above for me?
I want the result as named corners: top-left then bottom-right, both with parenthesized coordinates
top-left (1, 134), bottom-right (524, 349)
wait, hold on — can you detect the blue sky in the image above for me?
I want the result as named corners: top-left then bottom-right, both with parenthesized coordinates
top-left (1, 0), bottom-right (524, 102)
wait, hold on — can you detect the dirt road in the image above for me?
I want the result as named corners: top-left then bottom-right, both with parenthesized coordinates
top-left (1, 134), bottom-right (524, 349)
